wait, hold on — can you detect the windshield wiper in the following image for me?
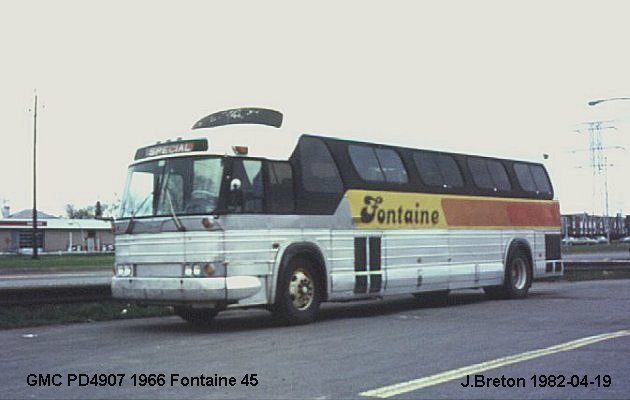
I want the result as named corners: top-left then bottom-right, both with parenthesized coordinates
top-left (125, 193), bottom-right (152, 234)
top-left (165, 188), bottom-right (186, 232)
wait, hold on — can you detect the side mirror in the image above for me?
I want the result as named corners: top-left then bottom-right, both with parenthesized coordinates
top-left (228, 178), bottom-right (243, 209)
top-left (230, 178), bottom-right (242, 191)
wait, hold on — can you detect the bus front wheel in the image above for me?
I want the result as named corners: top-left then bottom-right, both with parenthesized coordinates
top-left (273, 257), bottom-right (321, 325)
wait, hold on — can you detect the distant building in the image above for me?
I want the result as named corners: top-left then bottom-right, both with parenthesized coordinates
top-left (0, 208), bottom-right (113, 254)
top-left (561, 213), bottom-right (630, 239)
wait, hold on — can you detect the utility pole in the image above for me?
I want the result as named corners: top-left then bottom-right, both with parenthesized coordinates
top-left (32, 92), bottom-right (38, 259)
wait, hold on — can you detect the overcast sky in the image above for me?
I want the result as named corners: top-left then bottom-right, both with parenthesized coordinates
top-left (2, 1), bottom-right (630, 217)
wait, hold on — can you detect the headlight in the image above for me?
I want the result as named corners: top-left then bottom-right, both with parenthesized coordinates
top-left (116, 264), bottom-right (133, 277)
top-left (182, 262), bottom-right (226, 277)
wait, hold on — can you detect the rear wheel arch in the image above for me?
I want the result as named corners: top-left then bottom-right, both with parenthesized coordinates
top-left (505, 238), bottom-right (533, 271)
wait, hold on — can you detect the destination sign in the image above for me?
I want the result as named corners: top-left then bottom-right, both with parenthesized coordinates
top-left (134, 139), bottom-right (208, 160)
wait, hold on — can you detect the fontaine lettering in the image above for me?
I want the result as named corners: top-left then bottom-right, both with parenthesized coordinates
top-left (360, 196), bottom-right (440, 225)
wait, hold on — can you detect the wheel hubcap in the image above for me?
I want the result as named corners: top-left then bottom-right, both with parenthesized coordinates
top-left (289, 269), bottom-right (314, 310)
top-left (510, 258), bottom-right (527, 290)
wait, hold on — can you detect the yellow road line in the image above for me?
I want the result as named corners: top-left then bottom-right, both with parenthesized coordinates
top-left (360, 329), bottom-right (630, 398)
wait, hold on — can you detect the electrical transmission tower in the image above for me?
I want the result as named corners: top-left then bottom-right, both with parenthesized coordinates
top-left (573, 120), bottom-right (618, 217)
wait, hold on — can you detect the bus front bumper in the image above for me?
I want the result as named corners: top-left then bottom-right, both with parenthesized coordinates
top-left (111, 276), bottom-right (262, 303)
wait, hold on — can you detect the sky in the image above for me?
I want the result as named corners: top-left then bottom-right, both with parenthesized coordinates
top-left (1, 1), bottom-right (630, 217)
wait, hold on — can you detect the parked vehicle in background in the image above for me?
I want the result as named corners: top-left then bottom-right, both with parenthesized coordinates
top-left (595, 236), bottom-right (610, 244)
top-left (562, 237), bottom-right (579, 246)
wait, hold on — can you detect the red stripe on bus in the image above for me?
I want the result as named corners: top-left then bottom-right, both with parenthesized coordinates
top-left (441, 198), bottom-right (560, 227)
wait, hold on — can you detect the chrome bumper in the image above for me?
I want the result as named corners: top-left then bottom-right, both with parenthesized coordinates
top-left (111, 276), bottom-right (262, 303)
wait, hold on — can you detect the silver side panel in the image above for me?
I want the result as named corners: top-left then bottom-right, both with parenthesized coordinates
top-left (115, 202), bottom-right (561, 307)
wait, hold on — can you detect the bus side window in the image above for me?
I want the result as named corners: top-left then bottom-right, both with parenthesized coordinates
top-left (297, 136), bottom-right (343, 194)
top-left (468, 157), bottom-right (511, 192)
top-left (266, 161), bottom-right (295, 213)
top-left (514, 163), bottom-right (552, 196)
top-left (413, 151), bottom-right (463, 188)
top-left (292, 136), bottom-right (344, 214)
top-left (348, 145), bottom-right (408, 184)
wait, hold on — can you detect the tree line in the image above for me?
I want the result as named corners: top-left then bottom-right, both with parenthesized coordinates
top-left (65, 201), bottom-right (119, 219)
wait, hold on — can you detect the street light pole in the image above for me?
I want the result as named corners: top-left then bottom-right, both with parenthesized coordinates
top-left (588, 97), bottom-right (630, 107)
top-left (32, 92), bottom-right (38, 259)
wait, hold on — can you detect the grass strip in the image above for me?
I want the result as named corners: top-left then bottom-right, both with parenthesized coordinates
top-left (0, 301), bottom-right (172, 330)
top-left (0, 254), bottom-right (114, 272)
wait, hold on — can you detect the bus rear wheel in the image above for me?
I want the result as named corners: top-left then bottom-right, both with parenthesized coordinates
top-left (273, 257), bottom-right (321, 325)
top-left (174, 307), bottom-right (218, 326)
top-left (484, 249), bottom-right (532, 299)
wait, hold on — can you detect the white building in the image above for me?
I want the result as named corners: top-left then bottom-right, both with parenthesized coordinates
top-left (0, 209), bottom-right (113, 254)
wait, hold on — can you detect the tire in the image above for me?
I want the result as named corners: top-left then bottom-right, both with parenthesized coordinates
top-left (504, 249), bottom-right (532, 298)
top-left (273, 256), bottom-right (322, 325)
top-left (174, 307), bottom-right (218, 326)
top-left (483, 248), bottom-right (532, 299)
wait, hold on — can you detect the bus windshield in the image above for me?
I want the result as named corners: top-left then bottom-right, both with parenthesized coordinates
top-left (119, 156), bottom-right (225, 218)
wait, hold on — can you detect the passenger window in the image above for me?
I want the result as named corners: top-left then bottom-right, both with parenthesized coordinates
top-left (531, 165), bottom-right (552, 193)
top-left (487, 160), bottom-right (511, 191)
top-left (298, 137), bottom-right (343, 193)
top-left (514, 163), bottom-right (536, 191)
top-left (468, 158), bottom-right (511, 191)
top-left (468, 158), bottom-right (493, 189)
top-left (414, 152), bottom-right (463, 188)
top-left (349, 145), bottom-right (385, 182)
top-left (375, 148), bottom-right (408, 183)
top-left (515, 163), bottom-right (551, 194)
top-left (436, 155), bottom-right (464, 187)
top-left (267, 161), bottom-right (295, 213)
top-left (349, 145), bottom-right (407, 183)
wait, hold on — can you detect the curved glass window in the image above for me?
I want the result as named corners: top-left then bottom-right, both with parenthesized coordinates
top-left (468, 158), bottom-right (511, 191)
top-left (514, 163), bottom-right (551, 194)
top-left (349, 145), bottom-right (407, 183)
top-left (413, 151), bottom-right (463, 188)
top-left (298, 137), bottom-right (343, 193)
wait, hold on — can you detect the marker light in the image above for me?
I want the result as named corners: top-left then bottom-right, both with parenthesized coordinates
top-left (232, 145), bottom-right (249, 155)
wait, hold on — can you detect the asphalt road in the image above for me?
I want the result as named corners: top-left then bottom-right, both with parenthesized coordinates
top-left (1, 279), bottom-right (629, 400)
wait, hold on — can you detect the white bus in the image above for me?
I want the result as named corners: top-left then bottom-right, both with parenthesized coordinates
top-left (112, 108), bottom-right (563, 325)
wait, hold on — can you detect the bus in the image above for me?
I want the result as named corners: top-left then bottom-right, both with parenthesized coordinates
top-left (112, 107), bottom-right (563, 325)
